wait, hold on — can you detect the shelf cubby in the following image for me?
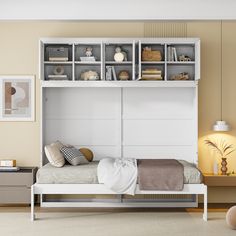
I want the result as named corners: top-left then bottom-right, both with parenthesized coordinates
top-left (140, 64), bottom-right (165, 81)
top-left (166, 44), bottom-right (195, 62)
top-left (75, 64), bottom-right (101, 81)
top-left (75, 43), bottom-right (102, 62)
top-left (106, 64), bottom-right (133, 81)
top-left (105, 43), bottom-right (133, 62)
top-left (44, 44), bottom-right (73, 62)
top-left (167, 64), bottom-right (195, 81)
top-left (104, 42), bottom-right (135, 80)
top-left (140, 43), bottom-right (165, 62)
top-left (44, 64), bottom-right (73, 81)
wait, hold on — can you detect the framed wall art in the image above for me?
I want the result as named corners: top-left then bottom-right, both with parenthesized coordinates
top-left (0, 75), bottom-right (35, 121)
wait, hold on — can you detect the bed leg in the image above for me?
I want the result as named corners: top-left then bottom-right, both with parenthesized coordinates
top-left (31, 185), bottom-right (35, 221)
top-left (203, 185), bottom-right (208, 221)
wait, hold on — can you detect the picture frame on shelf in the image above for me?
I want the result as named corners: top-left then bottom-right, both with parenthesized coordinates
top-left (0, 75), bottom-right (35, 121)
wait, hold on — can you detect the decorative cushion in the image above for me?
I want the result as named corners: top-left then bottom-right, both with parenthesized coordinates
top-left (44, 141), bottom-right (65, 167)
top-left (79, 148), bottom-right (94, 162)
top-left (226, 206), bottom-right (236, 230)
top-left (60, 147), bottom-right (89, 166)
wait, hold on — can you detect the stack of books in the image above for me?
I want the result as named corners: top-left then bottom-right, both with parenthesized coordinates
top-left (140, 68), bottom-right (162, 80)
top-left (0, 159), bottom-right (20, 171)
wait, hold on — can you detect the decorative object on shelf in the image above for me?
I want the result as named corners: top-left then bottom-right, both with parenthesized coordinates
top-left (114, 46), bottom-right (127, 62)
top-left (179, 55), bottom-right (191, 62)
top-left (0, 75), bottom-right (35, 121)
top-left (80, 46), bottom-right (96, 62)
top-left (85, 47), bottom-right (93, 57)
top-left (226, 206), bottom-right (236, 230)
top-left (213, 21), bottom-right (230, 131)
top-left (139, 68), bottom-right (162, 80)
top-left (53, 65), bottom-right (65, 75)
top-left (221, 158), bottom-right (228, 175)
top-left (48, 47), bottom-right (69, 62)
top-left (142, 47), bottom-right (162, 61)
top-left (205, 138), bottom-right (235, 175)
top-left (118, 70), bottom-right (130, 80)
top-left (179, 55), bottom-right (191, 61)
top-left (170, 72), bottom-right (190, 80)
top-left (48, 65), bottom-right (68, 80)
top-left (80, 70), bottom-right (99, 81)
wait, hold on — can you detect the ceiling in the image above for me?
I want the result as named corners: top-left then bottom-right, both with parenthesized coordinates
top-left (0, 0), bottom-right (236, 20)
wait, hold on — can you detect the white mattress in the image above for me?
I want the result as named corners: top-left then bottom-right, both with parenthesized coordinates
top-left (36, 160), bottom-right (203, 184)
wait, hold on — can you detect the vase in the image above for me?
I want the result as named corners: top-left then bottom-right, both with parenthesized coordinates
top-left (221, 158), bottom-right (228, 175)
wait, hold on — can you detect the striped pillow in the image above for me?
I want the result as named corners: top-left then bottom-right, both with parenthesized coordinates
top-left (60, 147), bottom-right (89, 166)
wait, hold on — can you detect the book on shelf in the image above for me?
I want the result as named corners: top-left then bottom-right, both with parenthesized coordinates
top-left (49, 57), bottom-right (68, 62)
top-left (173, 48), bottom-right (178, 61)
top-left (111, 66), bottom-right (117, 80)
top-left (106, 66), bottom-right (117, 80)
top-left (0, 166), bottom-right (20, 172)
top-left (167, 46), bottom-right (178, 61)
top-left (0, 159), bottom-right (16, 167)
top-left (80, 56), bottom-right (96, 62)
top-left (142, 71), bottom-right (162, 75)
top-left (106, 66), bottom-right (112, 80)
top-left (48, 75), bottom-right (68, 80)
top-left (142, 74), bottom-right (162, 78)
top-left (138, 76), bottom-right (163, 81)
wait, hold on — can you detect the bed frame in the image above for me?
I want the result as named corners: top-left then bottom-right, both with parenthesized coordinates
top-left (31, 37), bottom-right (207, 221)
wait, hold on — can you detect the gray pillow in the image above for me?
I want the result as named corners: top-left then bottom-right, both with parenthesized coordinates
top-left (45, 141), bottom-right (65, 167)
top-left (60, 147), bottom-right (89, 166)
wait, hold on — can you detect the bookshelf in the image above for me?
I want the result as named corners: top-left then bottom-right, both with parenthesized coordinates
top-left (40, 38), bottom-right (200, 84)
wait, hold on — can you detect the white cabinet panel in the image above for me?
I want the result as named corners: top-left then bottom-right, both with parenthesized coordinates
top-left (123, 120), bottom-right (195, 146)
top-left (44, 119), bottom-right (120, 146)
top-left (44, 88), bottom-right (121, 119)
top-left (123, 88), bottom-right (195, 119)
top-left (123, 146), bottom-right (196, 163)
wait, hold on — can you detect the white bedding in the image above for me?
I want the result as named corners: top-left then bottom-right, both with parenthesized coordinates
top-left (97, 158), bottom-right (137, 195)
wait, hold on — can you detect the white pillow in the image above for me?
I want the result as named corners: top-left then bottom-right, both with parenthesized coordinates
top-left (44, 141), bottom-right (65, 167)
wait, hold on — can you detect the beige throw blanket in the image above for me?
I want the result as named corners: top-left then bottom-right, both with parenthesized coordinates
top-left (138, 159), bottom-right (184, 191)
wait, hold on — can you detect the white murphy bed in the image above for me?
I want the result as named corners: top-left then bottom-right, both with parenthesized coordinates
top-left (31, 38), bottom-right (207, 221)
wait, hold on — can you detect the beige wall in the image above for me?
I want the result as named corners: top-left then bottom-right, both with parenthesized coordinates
top-left (0, 21), bottom-right (236, 202)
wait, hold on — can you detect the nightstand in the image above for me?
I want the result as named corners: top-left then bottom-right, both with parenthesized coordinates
top-left (203, 173), bottom-right (236, 187)
top-left (0, 167), bottom-right (37, 204)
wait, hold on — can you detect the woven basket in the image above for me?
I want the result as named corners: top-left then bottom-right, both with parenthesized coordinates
top-left (142, 50), bottom-right (162, 61)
